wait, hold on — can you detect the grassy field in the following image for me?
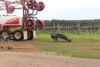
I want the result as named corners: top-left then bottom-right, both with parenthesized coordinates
top-left (32, 32), bottom-right (100, 59)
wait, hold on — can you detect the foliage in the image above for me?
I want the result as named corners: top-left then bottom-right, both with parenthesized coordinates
top-left (44, 19), bottom-right (100, 27)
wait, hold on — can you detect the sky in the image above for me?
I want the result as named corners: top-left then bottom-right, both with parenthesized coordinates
top-left (0, 0), bottom-right (100, 20)
top-left (37, 0), bottom-right (100, 20)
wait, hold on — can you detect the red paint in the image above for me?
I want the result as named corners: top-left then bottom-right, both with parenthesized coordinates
top-left (5, 18), bottom-right (20, 25)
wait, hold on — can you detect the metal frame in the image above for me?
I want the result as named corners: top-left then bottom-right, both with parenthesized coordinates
top-left (0, 0), bottom-right (39, 30)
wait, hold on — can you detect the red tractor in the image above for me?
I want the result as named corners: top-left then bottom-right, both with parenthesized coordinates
top-left (0, 0), bottom-right (45, 41)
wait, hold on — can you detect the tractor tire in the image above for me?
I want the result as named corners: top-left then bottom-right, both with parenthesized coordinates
top-left (27, 31), bottom-right (33, 40)
top-left (13, 30), bottom-right (24, 41)
top-left (0, 30), bottom-right (11, 40)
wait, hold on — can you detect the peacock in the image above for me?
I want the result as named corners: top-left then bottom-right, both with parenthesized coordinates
top-left (51, 32), bottom-right (72, 42)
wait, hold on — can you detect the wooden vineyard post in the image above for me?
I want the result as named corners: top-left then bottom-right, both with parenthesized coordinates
top-left (57, 23), bottom-right (60, 32)
top-left (98, 23), bottom-right (100, 33)
top-left (76, 22), bottom-right (80, 34)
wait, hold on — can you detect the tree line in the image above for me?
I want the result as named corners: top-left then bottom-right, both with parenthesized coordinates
top-left (43, 19), bottom-right (100, 34)
top-left (44, 19), bottom-right (100, 26)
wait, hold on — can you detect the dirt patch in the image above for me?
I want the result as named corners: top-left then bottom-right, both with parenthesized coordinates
top-left (0, 41), bottom-right (100, 67)
top-left (0, 52), bottom-right (100, 67)
top-left (0, 40), bottom-right (38, 52)
top-left (91, 47), bottom-right (100, 53)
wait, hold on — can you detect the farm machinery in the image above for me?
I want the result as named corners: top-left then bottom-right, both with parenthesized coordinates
top-left (0, 0), bottom-right (45, 41)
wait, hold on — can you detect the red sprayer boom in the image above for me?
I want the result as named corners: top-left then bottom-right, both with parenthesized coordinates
top-left (0, 0), bottom-right (45, 41)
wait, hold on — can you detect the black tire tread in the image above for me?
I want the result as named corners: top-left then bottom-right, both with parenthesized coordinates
top-left (13, 30), bottom-right (24, 41)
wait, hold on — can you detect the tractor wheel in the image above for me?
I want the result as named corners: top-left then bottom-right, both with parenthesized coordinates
top-left (27, 31), bottom-right (33, 40)
top-left (13, 30), bottom-right (24, 41)
top-left (1, 30), bottom-right (11, 40)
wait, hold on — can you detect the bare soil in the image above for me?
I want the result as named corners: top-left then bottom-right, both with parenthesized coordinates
top-left (0, 41), bottom-right (100, 67)
top-left (0, 40), bottom-right (37, 52)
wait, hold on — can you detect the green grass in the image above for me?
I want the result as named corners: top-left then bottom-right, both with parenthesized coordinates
top-left (68, 33), bottom-right (100, 41)
top-left (32, 32), bottom-right (100, 59)
top-left (37, 32), bottom-right (100, 41)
